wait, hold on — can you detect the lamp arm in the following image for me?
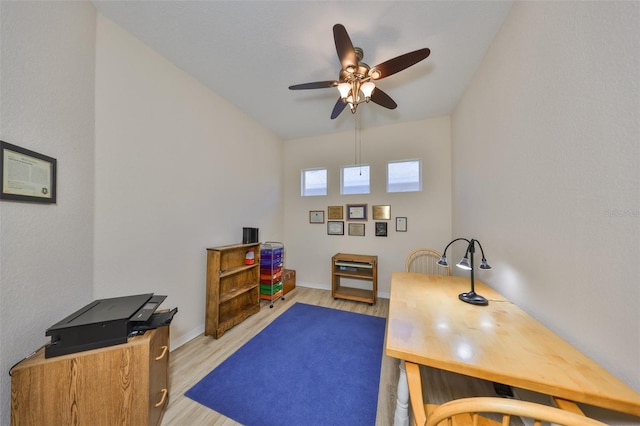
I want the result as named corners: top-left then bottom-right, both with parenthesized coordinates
top-left (467, 239), bottom-right (475, 256)
top-left (441, 237), bottom-right (470, 256)
top-left (475, 239), bottom-right (488, 260)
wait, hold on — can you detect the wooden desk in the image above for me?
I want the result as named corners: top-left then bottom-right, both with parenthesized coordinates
top-left (385, 272), bottom-right (640, 425)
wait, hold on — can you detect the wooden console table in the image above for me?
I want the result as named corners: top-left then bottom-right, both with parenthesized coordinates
top-left (385, 272), bottom-right (640, 425)
top-left (10, 326), bottom-right (170, 426)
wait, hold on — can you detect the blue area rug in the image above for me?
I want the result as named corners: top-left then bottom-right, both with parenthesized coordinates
top-left (185, 302), bottom-right (386, 426)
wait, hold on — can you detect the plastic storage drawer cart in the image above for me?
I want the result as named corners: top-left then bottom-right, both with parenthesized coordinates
top-left (260, 242), bottom-right (285, 308)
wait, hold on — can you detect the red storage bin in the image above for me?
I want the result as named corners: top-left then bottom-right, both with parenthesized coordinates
top-left (261, 269), bottom-right (283, 284)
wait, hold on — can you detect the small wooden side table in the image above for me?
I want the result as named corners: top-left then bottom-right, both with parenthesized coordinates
top-left (331, 253), bottom-right (378, 305)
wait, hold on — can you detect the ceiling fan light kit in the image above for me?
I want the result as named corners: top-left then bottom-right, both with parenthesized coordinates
top-left (289, 24), bottom-right (431, 119)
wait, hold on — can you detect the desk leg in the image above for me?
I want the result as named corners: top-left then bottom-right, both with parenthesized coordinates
top-left (394, 360), bottom-right (410, 426)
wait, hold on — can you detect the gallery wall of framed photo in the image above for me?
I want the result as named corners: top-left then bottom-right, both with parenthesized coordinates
top-left (283, 117), bottom-right (453, 298)
top-left (308, 204), bottom-right (408, 237)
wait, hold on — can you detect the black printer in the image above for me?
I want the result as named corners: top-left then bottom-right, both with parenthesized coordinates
top-left (45, 293), bottom-right (170, 358)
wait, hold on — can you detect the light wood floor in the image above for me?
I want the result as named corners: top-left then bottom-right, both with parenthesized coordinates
top-left (161, 286), bottom-right (399, 425)
top-left (161, 286), bottom-right (518, 425)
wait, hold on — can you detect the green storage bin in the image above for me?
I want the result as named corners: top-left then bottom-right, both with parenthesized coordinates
top-left (260, 281), bottom-right (283, 294)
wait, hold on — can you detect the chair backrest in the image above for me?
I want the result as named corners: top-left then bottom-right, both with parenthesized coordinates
top-left (405, 361), bottom-right (608, 426)
top-left (425, 397), bottom-right (608, 426)
top-left (405, 248), bottom-right (450, 275)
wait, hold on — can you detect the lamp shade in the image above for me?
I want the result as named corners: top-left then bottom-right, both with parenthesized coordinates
top-left (456, 256), bottom-right (471, 270)
top-left (479, 259), bottom-right (492, 269)
top-left (361, 81), bottom-right (375, 98)
top-left (337, 82), bottom-right (351, 99)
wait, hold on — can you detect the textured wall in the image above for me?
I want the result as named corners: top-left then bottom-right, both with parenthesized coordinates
top-left (452, 2), bottom-right (639, 422)
top-left (0, 2), bottom-right (96, 425)
top-left (94, 15), bottom-right (284, 348)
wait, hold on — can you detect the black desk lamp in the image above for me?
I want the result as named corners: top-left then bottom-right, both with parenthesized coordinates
top-left (437, 238), bottom-right (492, 306)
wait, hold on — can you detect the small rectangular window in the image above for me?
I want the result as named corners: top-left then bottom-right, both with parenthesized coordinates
top-left (387, 160), bottom-right (421, 192)
top-left (301, 168), bottom-right (327, 196)
top-left (341, 165), bottom-right (370, 195)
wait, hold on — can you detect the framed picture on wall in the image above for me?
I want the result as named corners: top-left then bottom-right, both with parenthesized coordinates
top-left (347, 204), bottom-right (367, 220)
top-left (327, 205), bottom-right (343, 220)
top-left (348, 222), bottom-right (365, 236)
top-left (396, 217), bottom-right (407, 232)
top-left (372, 205), bottom-right (391, 220)
top-left (309, 210), bottom-right (325, 223)
top-left (0, 140), bottom-right (57, 204)
top-left (375, 222), bottom-right (388, 237)
top-left (327, 221), bottom-right (344, 235)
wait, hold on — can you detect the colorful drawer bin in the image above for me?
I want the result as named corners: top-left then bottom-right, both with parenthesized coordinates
top-left (260, 281), bottom-right (283, 294)
top-left (260, 242), bottom-right (285, 308)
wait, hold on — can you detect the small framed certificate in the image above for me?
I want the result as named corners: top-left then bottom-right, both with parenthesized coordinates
top-left (347, 204), bottom-right (367, 221)
top-left (327, 205), bottom-right (343, 220)
top-left (348, 222), bottom-right (365, 236)
top-left (396, 217), bottom-right (407, 232)
top-left (1, 140), bottom-right (57, 204)
top-left (309, 210), bottom-right (325, 223)
top-left (327, 221), bottom-right (344, 235)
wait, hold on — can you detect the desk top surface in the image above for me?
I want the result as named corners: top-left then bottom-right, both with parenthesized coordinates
top-left (385, 272), bottom-right (640, 416)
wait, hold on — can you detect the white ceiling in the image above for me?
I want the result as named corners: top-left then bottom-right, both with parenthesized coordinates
top-left (92, 1), bottom-right (513, 141)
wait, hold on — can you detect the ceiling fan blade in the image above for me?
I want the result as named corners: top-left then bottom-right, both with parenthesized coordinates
top-left (331, 98), bottom-right (348, 119)
top-left (289, 81), bottom-right (338, 90)
top-left (370, 48), bottom-right (431, 80)
top-left (370, 88), bottom-right (397, 110)
top-left (333, 24), bottom-right (357, 70)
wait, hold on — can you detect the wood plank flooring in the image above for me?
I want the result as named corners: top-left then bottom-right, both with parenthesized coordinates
top-left (161, 286), bottom-right (519, 425)
top-left (161, 287), bottom-right (399, 425)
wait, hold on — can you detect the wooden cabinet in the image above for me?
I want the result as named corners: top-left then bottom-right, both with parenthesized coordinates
top-left (206, 243), bottom-right (261, 338)
top-left (10, 326), bottom-right (170, 426)
top-left (332, 253), bottom-right (378, 305)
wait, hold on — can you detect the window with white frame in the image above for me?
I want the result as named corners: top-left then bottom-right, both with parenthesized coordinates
top-left (387, 160), bottom-right (422, 192)
top-left (301, 168), bottom-right (327, 196)
top-left (341, 164), bottom-right (370, 195)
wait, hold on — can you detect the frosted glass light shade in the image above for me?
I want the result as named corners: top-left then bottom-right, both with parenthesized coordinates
top-left (361, 82), bottom-right (375, 98)
top-left (337, 83), bottom-right (351, 99)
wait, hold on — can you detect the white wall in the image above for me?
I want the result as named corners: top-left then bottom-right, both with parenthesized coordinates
top-left (452, 2), bottom-right (639, 422)
top-left (94, 16), bottom-right (284, 348)
top-left (0, 2), bottom-right (96, 425)
top-left (284, 117), bottom-right (452, 296)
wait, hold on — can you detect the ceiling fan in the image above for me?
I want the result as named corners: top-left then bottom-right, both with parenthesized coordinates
top-left (289, 24), bottom-right (431, 119)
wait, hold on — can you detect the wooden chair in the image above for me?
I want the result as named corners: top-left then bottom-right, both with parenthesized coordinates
top-left (405, 248), bottom-right (450, 275)
top-left (405, 361), bottom-right (608, 426)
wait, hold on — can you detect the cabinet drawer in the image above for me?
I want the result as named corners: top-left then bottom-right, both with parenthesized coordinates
top-left (148, 326), bottom-right (170, 426)
top-left (10, 326), bottom-right (171, 426)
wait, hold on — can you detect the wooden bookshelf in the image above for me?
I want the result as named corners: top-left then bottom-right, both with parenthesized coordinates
top-left (205, 243), bottom-right (261, 338)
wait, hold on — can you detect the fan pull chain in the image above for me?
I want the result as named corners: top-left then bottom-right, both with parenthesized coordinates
top-left (354, 114), bottom-right (359, 166)
top-left (354, 113), bottom-right (363, 174)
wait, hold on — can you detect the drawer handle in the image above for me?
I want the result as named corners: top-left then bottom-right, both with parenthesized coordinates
top-left (155, 345), bottom-right (168, 361)
top-left (154, 388), bottom-right (168, 407)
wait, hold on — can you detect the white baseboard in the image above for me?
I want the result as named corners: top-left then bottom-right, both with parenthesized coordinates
top-left (169, 282), bottom-right (389, 351)
top-left (170, 324), bottom-right (204, 351)
top-left (297, 281), bottom-right (330, 291)
top-left (297, 281), bottom-right (390, 299)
